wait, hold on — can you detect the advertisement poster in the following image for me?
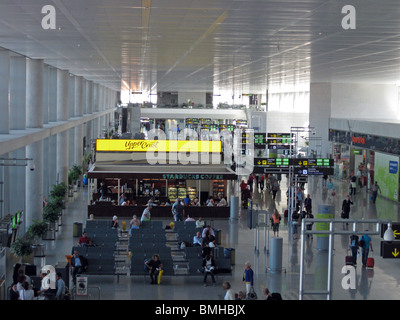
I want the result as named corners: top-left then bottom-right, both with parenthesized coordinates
top-left (374, 152), bottom-right (399, 201)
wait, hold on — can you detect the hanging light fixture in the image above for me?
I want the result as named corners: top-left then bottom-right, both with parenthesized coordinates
top-left (383, 223), bottom-right (395, 242)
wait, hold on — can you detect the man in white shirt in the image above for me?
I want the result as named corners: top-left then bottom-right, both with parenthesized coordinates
top-left (217, 195), bottom-right (227, 207)
top-left (141, 203), bottom-right (152, 222)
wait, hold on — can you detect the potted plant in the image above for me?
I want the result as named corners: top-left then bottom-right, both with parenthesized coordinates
top-left (43, 200), bottom-right (62, 233)
top-left (11, 237), bottom-right (34, 264)
top-left (27, 220), bottom-right (48, 257)
top-left (69, 164), bottom-right (82, 192)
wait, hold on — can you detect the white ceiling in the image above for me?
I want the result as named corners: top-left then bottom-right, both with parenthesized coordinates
top-left (0, 0), bottom-right (400, 94)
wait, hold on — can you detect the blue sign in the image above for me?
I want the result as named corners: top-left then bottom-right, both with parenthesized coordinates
top-left (389, 161), bottom-right (398, 174)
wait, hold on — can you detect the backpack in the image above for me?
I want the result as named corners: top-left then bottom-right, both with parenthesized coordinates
top-left (359, 236), bottom-right (365, 248)
top-left (350, 235), bottom-right (359, 247)
top-left (271, 292), bottom-right (282, 300)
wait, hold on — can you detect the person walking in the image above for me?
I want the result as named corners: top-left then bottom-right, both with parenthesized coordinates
top-left (360, 231), bottom-right (373, 267)
top-left (242, 262), bottom-right (254, 295)
top-left (271, 209), bottom-right (281, 237)
top-left (349, 233), bottom-right (360, 266)
top-left (341, 195), bottom-right (353, 225)
top-left (371, 181), bottom-right (382, 204)
top-left (304, 194), bottom-right (312, 214)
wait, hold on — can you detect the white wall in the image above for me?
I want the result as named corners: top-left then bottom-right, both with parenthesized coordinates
top-left (330, 83), bottom-right (399, 120)
top-left (266, 111), bottom-right (309, 133)
top-left (178, 92), bottom-right (206, 106)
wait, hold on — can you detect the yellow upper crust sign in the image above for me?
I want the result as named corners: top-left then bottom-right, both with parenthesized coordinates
top-left (96, 139), bottom-right (222, 153)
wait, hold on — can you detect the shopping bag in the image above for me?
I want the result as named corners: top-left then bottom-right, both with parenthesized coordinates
top-left (246, 287), bottom-right (258, 300)
top-left (157, 269), bottom-right (164, 284)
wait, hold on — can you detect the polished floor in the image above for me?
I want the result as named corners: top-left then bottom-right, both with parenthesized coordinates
top-left (5, 174), bottom-right (400, 301)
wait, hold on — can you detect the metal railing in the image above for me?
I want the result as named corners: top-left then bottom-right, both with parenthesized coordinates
top-left (299, 218), bottom-right (391, 300)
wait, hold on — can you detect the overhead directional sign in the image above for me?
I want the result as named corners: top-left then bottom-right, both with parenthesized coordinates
top-left (254, 133), bottom-right (267, 149)
top-left (380, 241), bottom-right (400, 258)
top-left (267, 133), bottom-right (294, 150)
top-left (253, 157), bottom-right (334, 175)
top-left (254, 158), bottom-right (289, 167)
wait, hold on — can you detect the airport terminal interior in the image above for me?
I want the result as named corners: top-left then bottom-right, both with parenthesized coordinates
top-left (1, 1), bottom-right (400, 302)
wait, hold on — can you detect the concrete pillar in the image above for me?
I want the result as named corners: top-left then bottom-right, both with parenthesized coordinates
top-left (68, 128), bottom-right (75, 168)
top-left (309, 83), bottom-right (332, 158)
top-left (56, 69), bottom-right (69, 184)
top-left (10, 56), bottom-right (26, 130)
top-left (48, 135), bottom-right (57, 187)
top-left (25, 141), bottom-right (43, 228)
top-left (75, 124), bottom-right (83, 166)
top-left (69, 74), bottom-right (75, 118)
top-left (75, 76), bottom-right (84, 117)
top-left (57, 69), bottom-right (69, 121)
top-left (25, 58), bottom-right (44, 227)
top-left (9, 148), bottom-right (26, 231)
top-left (86, 80), bottom-right (94, 115)
top-left (43, 137), bottom-right (49, 196)
top-left (48, 67), bottom-right (57, 122)
top-left (93, 83), bottom-right (99, 112)
top-left (0, 49), bottom-right (10, 134)
top-left (26, 59), bottom-right (44, 129)
top-left (43, 64), bottom-right (49, 124)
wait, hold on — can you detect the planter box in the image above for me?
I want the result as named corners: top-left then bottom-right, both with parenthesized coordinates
top-left (42, 229), bottom-right (56, 240)
top-left (22, 253), bottom-right (34, 264)
top-left (32, 244), bottom-right (45, 257)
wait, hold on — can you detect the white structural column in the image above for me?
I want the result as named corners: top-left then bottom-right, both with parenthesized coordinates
top-left (74, 76), bottom-right (84, 166)
top-left (48, 66), bottom-right (58, 122)
top-left (309, 83), bottom-right (332, 158)
top-left (56, 69), bottom-right (70, 185)
top-left (9, 56), bottom-right (26, 223)
top-left (85, 80), bottom-right (94, 153)
top-left (0, 49), bottom-right (10, 134)
top-left (48, 67), bottom-right (58, 191)
top-left (10, 55), bottom-right (26, 130)
top-left (93, 83), bottom-right (100, 139)
top-left (9, 148), bottom-right (26, 232)
top-left (68, 74), bottom-right (76, 168)
top-left (43, 64), bottom-right (49, 125)
top-left (25, 58), bottom-right (44, 228)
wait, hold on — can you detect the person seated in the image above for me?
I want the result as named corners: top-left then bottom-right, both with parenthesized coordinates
top-left (206, 197), bottom-right (215, 207)
top-left (165, 199), bottom-right (172, 206)
top-left (119, 193), bottom-right (126, 205)
top-left (196, 217), bottom-right (205, 229)
top-left (201, 225), bottom-right (215, 239)
top-left (130, 215), bottom-right (141, 228)
top-left (70, 250), bottom-right (88, 284)
top-left (192, 197), bottom-right (200, 206)
top-left (202, 255), bottom-right (216, 287)
top-left (78, 232), bottom-right (92, 247)
top-left (201, 242), bottom-right (213, 258)
top-left (111, 215), bottom-right (119, 228)
top-left (193, 232), bottom-right (203, 247)
top-left (217, 195), bottom-right (227, 207)
top-left (205, 233), bottom-right (216, 247)
top-left (185, 214), bottom-right (195, 222)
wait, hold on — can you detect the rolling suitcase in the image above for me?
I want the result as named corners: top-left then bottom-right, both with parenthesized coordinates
top-left (345, 250), bottom-right (353, 266)
top-left (366, 252), bottom-right (374, 268)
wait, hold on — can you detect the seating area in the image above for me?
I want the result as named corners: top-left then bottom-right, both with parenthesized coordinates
top-left (129, 221), bottom-right (174, 276)
top-left (185, 246), bottom-right (233, 275)
top-left (71, 220), bottom-right (119, 275)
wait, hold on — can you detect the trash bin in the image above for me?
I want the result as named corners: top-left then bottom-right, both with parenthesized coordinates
top-left (73, 222), bottom-right (83, 237)
top-left (214, 229), bottom-right (221, 245)
top-left (224, 248), bottom-right (235, 265)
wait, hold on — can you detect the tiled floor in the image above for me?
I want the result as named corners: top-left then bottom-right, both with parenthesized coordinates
top-left (6, 174), bottom-right (400, 300)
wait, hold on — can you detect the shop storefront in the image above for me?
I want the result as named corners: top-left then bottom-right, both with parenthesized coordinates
top-left (86, 138), bottom-right (237, 218)
top-left (329, 129), bottom-right (400, 201)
